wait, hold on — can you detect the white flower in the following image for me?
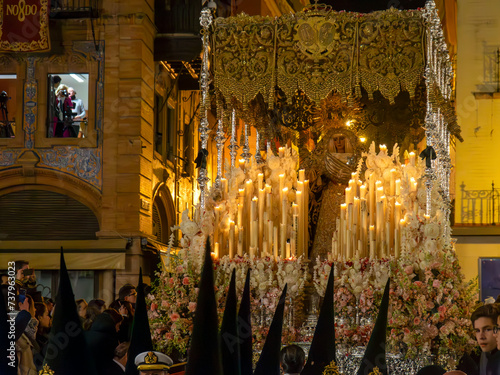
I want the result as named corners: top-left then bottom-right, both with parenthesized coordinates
top-left (424, 223), bottom-right (440, 239)
top-left (180, 209), bottom-right (199, 239)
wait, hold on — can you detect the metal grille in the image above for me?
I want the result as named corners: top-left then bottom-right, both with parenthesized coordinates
top-left (460, 181), bottom-right (500, 225)
top-left (0, 190), bottom-right (99, 240)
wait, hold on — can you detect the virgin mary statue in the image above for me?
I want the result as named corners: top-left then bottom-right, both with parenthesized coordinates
top-left (304, 128), bottom-right (361, 259)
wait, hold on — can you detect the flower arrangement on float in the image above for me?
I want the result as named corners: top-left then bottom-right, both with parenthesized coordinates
top-left (313, 142), bottom-right (478, 368)
top-left (148, 206), bottom-right (310, 357)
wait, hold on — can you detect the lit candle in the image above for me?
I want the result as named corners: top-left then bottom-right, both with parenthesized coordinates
top-left (395, 179), bottom-right (401, 196)
top-left (369, 225), bottom-right (375, 259)
top-left (279, 147), bottom-right (285, 158)
top-left (239, 158), bottom-right (246, 170)
top-left (282, 187), bottom-right (288, 226)
top-left (221, 178), bottom-right (228, 200)
top-left (214, 206), bottom-right (220, 244)
top-left (395, 201), bottom-right (401, 228)
top-left (299, 169), bottom-right (305, 182)
top-left (390, 169), bottom-right (396, 196)
top-left (273, 226), bottom-right (279, 260)
top-left (409, 151), bottom-right (415, 166)
top-left (229, 220), bottom-right (235, 258)
top-left (259, 189), bottom-right (265, 251)
top-left (286, 241), bottom-right (291, 258)
top-left (376, 186), bottom-right (384, 202)
top-left (394, 228), bottom-right (400, 258)
top-left (340, 203), bottom-right (347, 257)
top-left (238, 226), bottom-right (244, 257)
top-left (360, 184), bottom-right (367, 200)
top-left (280, 223), bottom-right (286, 258)
top-left (258, 173), bottom-right (264, 191)
top-left (296, 190), bottom-right (303, 257)
top-left (279, 174), bottom-right (285, 203)
top-left (303, 180), bottom-right (310, 256)
top-left (214, 242), bottom-right (219, 259)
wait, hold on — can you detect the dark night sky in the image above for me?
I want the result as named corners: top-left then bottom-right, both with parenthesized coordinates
top-left (314, 0), bottom-right (427, 12)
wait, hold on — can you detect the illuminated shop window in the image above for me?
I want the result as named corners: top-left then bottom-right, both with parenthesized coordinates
top-left (47, 73), bottom-right (89, 138)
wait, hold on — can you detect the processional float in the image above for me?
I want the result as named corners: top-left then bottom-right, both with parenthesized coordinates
top-left (152, 1), bottom-right (476, 372)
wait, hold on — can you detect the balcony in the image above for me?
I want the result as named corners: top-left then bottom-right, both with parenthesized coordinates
top-left (50, 0), bottom-right (98, 19)
top-left (456, 181), bottom-right (500, 226)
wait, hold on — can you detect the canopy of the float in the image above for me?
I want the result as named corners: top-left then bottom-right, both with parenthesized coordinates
top-left (203, 1), bottom-right (458, 212)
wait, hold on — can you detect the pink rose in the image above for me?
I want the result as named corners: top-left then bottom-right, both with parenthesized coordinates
top-left (426, 301), bottom-right (435, 309)
top-left (404, 265), bottom-right (414, 275)
top-left (182, 277), bottom-right (190, 285)
top-left (169, 277), bottom-right (175, 286)
top-left (161, 300), bottom-right (169, 307)
top-left (432, 279), bottom-right (441, 288)
top-left (150, 302), bottom-right (158, 311)
top-left (414, 281), bottom-right (423, 287)
top-left (414, 317), bottom-right (421, 325)
top-left (427, 325), bottom-right (439, 338)
top-left (188, 302), bottom-right (197, 312)
top-left (170, 313), bottom-right (180, 322)
top-left (165, 332), bottom-right (173, 340)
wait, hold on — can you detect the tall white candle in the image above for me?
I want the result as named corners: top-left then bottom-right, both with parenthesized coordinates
top-left (299, 169), bottom-right (305, 182)
top-left (273, 226), bottom-right (279, 260)
top-left (369, 225), bottom-right (375, 259)
top-left (229, 221), bottom-right (235, 258)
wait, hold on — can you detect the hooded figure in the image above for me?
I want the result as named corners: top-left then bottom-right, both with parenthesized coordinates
top-left (125, 268), bottom-right (154, 375)
top-left (185, 239), bottom-right (223, 375)
top-left (301, 264), bottom-right (336, 375)
top-left (238, 269), bottom-right (253, 375)
top-left (41, 248), bottom-right (97, 374)
top-left (220, 268), bottom-right (240, 375)
top-left (356, 278), bottom-right (391, 375)
top-left (253, 284), bottom-right (288, 375)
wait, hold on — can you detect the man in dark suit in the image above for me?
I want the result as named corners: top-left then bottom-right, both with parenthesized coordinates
top-left (104, 341), bottom-right (129, 374)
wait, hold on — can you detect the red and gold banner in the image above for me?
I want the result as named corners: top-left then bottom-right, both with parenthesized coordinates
top-left (0, 0), bottom-right (50, 52)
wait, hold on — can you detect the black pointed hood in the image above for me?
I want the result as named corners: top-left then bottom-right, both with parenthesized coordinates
top-left (253, 284), bottom-right (288, 375)
top-left (125, 268), bottom-right (153, 375)
top-left (42, 248), bottom-right (97, 374)
top-left (220, 268), bottom-right (240, 375)
top-left (238, 268), bottom-right (252, 375)
top-left (185, 239), bottom-right (222, 375)
top-left (301, 264), bottom-right (336, 375)
top-left (357, 278), bottom-right (391, 375)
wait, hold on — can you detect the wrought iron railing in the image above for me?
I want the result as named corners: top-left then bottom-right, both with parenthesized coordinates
top-left (459, 181), bottom-right (500, 225)
top-left (50, 0), bottom-right (98, 18)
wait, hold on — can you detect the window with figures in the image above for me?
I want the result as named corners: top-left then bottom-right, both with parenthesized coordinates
top-left (0, 74), bottom-right (17, 139)
top-left (47, 73), bottom-right (89, 139)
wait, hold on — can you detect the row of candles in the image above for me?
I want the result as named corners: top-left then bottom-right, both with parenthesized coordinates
top-left (212, 150), bottom-right (309, 260)
top-left (330, 150), bottom-right (419, 261)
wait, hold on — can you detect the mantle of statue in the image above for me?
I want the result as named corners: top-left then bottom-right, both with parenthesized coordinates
top-left (148, 1), bottom-right (477, 372)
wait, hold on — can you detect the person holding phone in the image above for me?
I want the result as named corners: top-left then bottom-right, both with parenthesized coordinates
top-left (15, 260), bottom-right (37, 296)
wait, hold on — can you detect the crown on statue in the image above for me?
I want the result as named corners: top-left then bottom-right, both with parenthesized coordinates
top-left (302, 0), bottom-right (333, 15)
top-left (369, 367), bottom-right (382, 375)
top-left (39, 364), bottom-right (54, 375)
